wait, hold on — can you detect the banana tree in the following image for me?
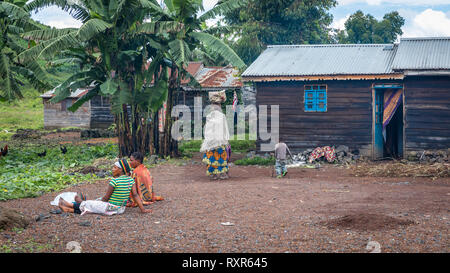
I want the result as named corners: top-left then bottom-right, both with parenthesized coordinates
top-left (22, 0), bottom-right (185, 157)
top-left (0, 0), bottom-right (52, 102)
top-left (141, 0), bottom-right (247, 157)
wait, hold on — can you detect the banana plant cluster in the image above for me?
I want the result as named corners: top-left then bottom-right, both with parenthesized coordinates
top-left (0, 0), bottom-right (52, 102)
top-left (20, 0), bottom-right (247, 156)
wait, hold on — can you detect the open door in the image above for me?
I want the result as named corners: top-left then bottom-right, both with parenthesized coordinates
top-left (373, 84), bottom-right (404, 159)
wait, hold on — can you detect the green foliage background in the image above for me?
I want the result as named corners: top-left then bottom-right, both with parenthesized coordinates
top-left (0, 143), bottom-right (117, 201)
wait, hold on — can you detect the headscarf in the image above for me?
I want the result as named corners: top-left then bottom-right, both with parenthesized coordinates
top-left (77, 192), bottom-right (87, 201)
top-left (115, 159), bottom-right (131, 175)
top-left (209, 90), bottom-right (226, 104)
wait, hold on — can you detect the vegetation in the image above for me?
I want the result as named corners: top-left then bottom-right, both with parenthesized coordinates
top-left (0, 143), bottom-right (117, 201)
top-left (234, 156), bottom-right (275, 166)
top-left (0, 87), bottom-right (43, 140)
top-left (334, 10), bottom-right (405, 44)
top-left (221, 0), bottom-right (337, 65)
top-left (179, 138), bottom-right (256, 155)
top-left (20, 0), bottom-right (246, 158)
top-left (0, 0), bottom-right (52, 102)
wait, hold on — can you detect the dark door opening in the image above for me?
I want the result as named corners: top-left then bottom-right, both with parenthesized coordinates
top-left (384, 100), bottom-right (403, 159)
top-left (373, 85), bottom-right (404, 159)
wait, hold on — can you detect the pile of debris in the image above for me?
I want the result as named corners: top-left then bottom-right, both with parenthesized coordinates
top-left (406, 149), bottom-right (450, 163)
top-left (290, 145), bottom-right (360, 165)
top-left (350, 161), bottom-right (450, 180)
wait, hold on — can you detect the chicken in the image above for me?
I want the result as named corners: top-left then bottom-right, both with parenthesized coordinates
top-left (0, 145), bottom-right (7, 157)
top-left (60, 145), bottom-right (67, 154)
top-left (37, 150), bottom-right (47, 157)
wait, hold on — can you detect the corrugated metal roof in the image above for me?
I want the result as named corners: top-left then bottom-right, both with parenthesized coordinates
top-left (242, 44), bottom-right (398, 77)
top-left (40, 87), bottom-right (89, 98)
top-left (391, 37), bottom-right (450, 70)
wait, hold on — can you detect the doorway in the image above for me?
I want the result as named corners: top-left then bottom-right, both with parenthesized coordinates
top-left (373, 84), bottom-right (404, 159)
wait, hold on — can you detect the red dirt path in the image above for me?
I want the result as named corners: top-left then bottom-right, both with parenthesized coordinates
top-left (1, 163), bottom-right (449, 253)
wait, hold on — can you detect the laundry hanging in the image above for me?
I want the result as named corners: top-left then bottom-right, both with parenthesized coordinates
top-left (383, 89), bottom-right (402, 129)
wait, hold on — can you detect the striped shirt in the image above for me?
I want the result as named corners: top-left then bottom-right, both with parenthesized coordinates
top-left (108, 175), bottom-right (135, 206)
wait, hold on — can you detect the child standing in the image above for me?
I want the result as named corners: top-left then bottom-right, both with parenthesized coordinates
top-left (274, 141), bottom-right (292, 179)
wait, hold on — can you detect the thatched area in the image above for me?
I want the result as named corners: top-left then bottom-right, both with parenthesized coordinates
top-left (350, 161), bottom-right (450, 180)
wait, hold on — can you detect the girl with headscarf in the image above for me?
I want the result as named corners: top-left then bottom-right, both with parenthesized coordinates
top-left (200, 90), bottom-right (230, 180)
top-left (78, 159), bottom-right (151, 215)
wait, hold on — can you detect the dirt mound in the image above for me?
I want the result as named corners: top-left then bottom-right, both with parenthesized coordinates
top-left (76, 166), bottom-right (101, 174)
top-left (11, 129), bottom-right (42, 140)
top-left (323, 213), bottom-right (415, 231)
top-left (0, 206), bottom-right (32, 231)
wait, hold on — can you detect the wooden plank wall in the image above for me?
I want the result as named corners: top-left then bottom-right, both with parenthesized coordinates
top-left (255, 80), bottom-right (400, 155)
top-left (43, 98), bottom-right (90, 129)
top-left (404, 76), bottom-right (450, 151)
top-left (90, 95), bottom-right (115, 129)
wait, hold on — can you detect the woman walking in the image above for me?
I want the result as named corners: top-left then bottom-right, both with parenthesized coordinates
top-left (200, 90), bottom-right (230, 180)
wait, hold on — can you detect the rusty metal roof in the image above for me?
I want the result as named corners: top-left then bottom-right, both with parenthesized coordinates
top-left (189, 65), bottom-right (242, 90)
top-left (391, 37), bottom-right (450, 70)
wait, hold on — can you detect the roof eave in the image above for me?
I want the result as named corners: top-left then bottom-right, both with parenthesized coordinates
top-left (241, 74), bottom-right (404, 82)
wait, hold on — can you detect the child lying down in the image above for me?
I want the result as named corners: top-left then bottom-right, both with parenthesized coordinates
top-left (56, 159), bottom-right (151, 216)
top-left (57, 192), bottom-right (86, 214)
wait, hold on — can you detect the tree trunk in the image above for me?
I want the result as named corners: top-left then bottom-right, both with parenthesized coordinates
top-left (159, 67), bottom-right (180, 158)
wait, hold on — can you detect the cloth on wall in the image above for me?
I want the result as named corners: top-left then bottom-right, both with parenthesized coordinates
top-left (383, 89), bottom-right (402, 129)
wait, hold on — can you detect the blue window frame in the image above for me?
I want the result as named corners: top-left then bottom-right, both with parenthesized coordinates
top-left (304, 85), bottom-right (327, 112)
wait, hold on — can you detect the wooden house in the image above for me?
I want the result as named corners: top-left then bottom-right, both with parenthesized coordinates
top-left (41, 88), bottom-right (113, 129)
top-left (241, 37), bottom-right (450, 159)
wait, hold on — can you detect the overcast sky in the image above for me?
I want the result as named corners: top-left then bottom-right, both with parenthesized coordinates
top-left (30, 0), bottom-right (450, 38)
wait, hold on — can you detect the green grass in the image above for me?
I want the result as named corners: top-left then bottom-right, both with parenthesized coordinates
top-left (0, 66), bottom-right (73, 141)
top-left (234, 156), bottom-right (275, 166)
top-left (0, 87), bottom-right (44, 140)
top-left (179, 134), bottom-right (256, 155)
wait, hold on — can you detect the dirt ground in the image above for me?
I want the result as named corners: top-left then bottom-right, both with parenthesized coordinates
top-left (0, 161), bottom-right (449, 253)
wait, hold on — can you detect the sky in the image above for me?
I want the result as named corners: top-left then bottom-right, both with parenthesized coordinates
top-left (30, 0), bottom-right (450, 38)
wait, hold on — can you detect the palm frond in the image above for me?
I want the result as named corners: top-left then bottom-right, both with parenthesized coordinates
top-left (0, 1), bottom-right (29, 20)
top-left (38, 32), bottom-right (81, 60)
top-left (68, 84), bottom-right (100, 112)
top-left (138, 0), bottom-right (171, 17)
top-left (24, 60), bottom-right (53, 91)
top-left (18, 36), bottom-right (68, 63)
top-left (76, 18), bottom-right (112, 41)
top-left (135, 21), bottom-right (183, 35)
top-left (0, 54), bottom-right (13, 102)
top-left (49, 70), bottom-right (95, 103)
top-left (168, 38), bottom-right (191, 68)
top-left (163, 0), bottom-right (174, 13)
top-left (199, 0), bottom-right (246, 22)
top-left (22, 28), bottom-right (77, 41)
top-left (189, 32), bottom-right (246, 70)
top-left (24, 0), bottom-right (90, 23)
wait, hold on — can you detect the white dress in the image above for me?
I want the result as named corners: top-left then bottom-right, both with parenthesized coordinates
top-left (200, 105), bottom-right (230, 153)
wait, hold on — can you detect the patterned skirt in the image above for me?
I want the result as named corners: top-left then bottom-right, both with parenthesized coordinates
top-left (202, 146), bottom-right (229, 175)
